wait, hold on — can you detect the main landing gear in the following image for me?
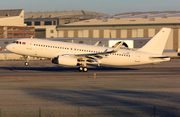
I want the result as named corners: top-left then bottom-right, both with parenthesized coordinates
top-left (78, 66), bottom-right (88, 72)
top-left (24, 55), bottom-right (30, 66)
top-left (78, 60), bottom-right (88, 72)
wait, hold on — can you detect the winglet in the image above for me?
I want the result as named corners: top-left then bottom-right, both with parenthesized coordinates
top-left (94, 41), bottom-right (100, 46)
top-left (113, 41), bottom-right (124, 52)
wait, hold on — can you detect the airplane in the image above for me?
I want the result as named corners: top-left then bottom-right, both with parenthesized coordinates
top-left (6, 28), bottom-right (171, 72)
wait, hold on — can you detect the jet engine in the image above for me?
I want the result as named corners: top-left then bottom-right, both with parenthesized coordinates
top-left (52, 55), bottom-right (77, 66)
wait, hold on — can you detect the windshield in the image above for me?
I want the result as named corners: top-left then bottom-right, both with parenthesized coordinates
top-left (13, 41), bottom-right (22, 44)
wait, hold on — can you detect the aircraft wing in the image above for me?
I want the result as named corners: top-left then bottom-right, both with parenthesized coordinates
top-left (69, 41), bottom-right (123, 62)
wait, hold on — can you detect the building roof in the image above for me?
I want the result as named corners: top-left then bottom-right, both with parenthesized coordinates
top-left (56, 11), bottom-right (180, 26)
top-left (112, 11), bottom-right (180, 19)
top-left (114, 11), bottom-right (180, 17)
top-left (25, 11), bottom-right (108, 19)
top-left (0, 9), bottom-right (23, 17)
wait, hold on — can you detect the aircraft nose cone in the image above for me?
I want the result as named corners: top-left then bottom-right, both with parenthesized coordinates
top-left (6, 44), bottom-right (12, 52)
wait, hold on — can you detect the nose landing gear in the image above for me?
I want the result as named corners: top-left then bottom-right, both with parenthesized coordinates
top-left (24, 55), bottom-right (30, 66)
top-left (24, 62), bottom-right (29, 66)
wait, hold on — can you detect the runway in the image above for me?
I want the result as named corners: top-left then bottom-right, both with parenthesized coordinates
top-left (0, 60), bottom-right (180, 116)
top-left (0, 66), bottom-right (180, 77)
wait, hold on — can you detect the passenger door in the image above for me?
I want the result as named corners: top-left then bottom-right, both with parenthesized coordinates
top-left (26, 39), bottom-right (33, 50)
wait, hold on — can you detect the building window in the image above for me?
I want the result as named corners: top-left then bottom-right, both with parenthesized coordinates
top-left (53, 21), bottom-right (56, 25)
top-left (65, 20), bottom-right (70, 24)
top-left (50, 30), bottom-right (54, 33)
top-left (19, 34), bottom-right (23, 37)
top-left (0, 33), bottom-right (2, 37)
top-left (35, 22), bottom-right (40, 26)
top-left (25, 22), bottom-right (32, 26)
top-left (14, 34), bottom-right (19, 37)
top-left (19, 28), bottom-right (24, 31)
top-left (8, 28), bottom-right (13, 31)
top-left (24, 34), bottom-right (29, 37)
top-left (13, 28), bottom-right (18, 31)
top-left (45, 21), bottom-right (52, 25)
top-left (25, 28), bottom-right (29, 31)
top-left (8, 33), bottom-right (13, 37)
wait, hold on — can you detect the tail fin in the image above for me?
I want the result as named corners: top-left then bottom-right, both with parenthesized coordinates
top-left (139, 28), bottom-right (171, 55)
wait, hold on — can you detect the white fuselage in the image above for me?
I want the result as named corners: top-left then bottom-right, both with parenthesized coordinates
top-left (6, 38), bottom-right (169, 66)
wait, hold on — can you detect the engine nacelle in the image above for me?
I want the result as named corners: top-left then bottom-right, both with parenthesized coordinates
top-left (52, 56), bottom-right (77, 66)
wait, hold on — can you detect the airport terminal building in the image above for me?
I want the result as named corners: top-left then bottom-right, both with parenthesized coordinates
top-left (0, 9), bottom-right (35, 39)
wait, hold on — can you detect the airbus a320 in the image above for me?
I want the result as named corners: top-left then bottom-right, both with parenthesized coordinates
top-left (6, 28), bottom-right (171, 72)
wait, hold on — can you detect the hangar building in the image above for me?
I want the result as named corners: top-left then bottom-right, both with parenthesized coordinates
top-left (56, 11), bottom-right (180, 52)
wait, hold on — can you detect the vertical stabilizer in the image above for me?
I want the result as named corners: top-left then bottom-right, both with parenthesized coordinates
top-left (138, 28), bottom-right (171, 55)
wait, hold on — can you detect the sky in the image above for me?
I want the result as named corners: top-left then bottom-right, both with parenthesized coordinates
top-left (0, 0), bottom-right (180, 15)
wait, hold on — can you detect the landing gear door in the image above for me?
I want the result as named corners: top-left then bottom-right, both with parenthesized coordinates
top-left (26, 39), bottom-right (33, 50)
top-left (135, 52), bottom-right (140, 62)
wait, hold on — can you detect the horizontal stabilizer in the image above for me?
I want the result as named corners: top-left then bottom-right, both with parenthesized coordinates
top-left (149, 55), bottom-right (171, 61)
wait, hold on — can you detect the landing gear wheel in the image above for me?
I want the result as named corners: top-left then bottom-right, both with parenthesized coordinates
top-left (83, 67), bottom-right (88, 72)
top-left (24, 62), bottom-right (29, 66)
top-left (78, 66), bottom-right (83, 72)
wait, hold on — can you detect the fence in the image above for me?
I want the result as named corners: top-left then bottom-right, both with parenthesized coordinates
top-left (0, 106), bottom-right (179, 117)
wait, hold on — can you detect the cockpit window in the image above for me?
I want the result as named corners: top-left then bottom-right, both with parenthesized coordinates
top-left (13, 41), bottom-right (22, 44)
